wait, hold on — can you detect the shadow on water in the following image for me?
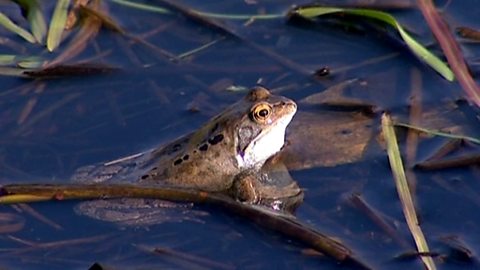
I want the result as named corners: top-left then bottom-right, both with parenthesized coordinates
top-left (1, 0), bottom-right (480, 269)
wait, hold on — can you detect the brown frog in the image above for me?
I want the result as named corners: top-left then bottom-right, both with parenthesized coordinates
top-left (72, 86), bottom-right (303, 224)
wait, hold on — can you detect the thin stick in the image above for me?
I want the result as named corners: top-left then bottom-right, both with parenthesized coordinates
top-left (0, 183), bottom-right (370, 268)
top-left (417, 0), bottom-right (480, 107)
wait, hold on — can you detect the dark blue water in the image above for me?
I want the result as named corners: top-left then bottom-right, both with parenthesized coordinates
top-left (1, 0), bottom-right (480, 269)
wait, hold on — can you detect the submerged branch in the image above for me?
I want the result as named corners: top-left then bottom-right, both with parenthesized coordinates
top-left (0, 183), bottom-right (371, 269)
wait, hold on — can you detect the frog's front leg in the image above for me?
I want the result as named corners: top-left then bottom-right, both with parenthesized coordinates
top-left (231, 173), bottom-right (261, 204)
top-left (230, 160), bottom-right (304, 212)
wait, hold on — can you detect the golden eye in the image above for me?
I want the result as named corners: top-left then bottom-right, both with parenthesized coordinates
top-left (251, 102), bottom-right (272, 123)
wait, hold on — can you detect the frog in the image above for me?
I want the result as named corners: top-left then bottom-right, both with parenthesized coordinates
top-left (72, 86), bottom-right (303, 225)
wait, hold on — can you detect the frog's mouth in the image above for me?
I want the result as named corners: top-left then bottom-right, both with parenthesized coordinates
top-left (235, 111), bottom-right (296, 170)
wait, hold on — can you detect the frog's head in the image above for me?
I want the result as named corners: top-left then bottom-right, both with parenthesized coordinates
top-left (233, 86), bottom-right (297, 169)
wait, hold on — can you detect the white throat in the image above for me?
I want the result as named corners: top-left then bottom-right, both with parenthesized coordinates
top-left (235, 114), bottom-right (293, 169)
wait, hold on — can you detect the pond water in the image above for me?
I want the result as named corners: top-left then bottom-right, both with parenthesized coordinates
top-left (1, 0), bottom-right (480, 269)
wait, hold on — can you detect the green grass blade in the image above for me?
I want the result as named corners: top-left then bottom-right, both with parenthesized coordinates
top-left (17, 57), bottom-right (44, 69)
top-left (194, 10), bottom-right (283, 20)
top-left (15, 0), bottom-right (47, 43)
top-left (292, 7), bottom-right (343, 17)
top-left (293, 6), bottom-right (454, 81)
top-left (0, 12), bottom-right (35, 43)
top-left (177, 37), bottom-right (224, 59)
top-left (0, 54), bottom-right (44, 68)
top-left (109, 0), bottom-right (170, 14)
top-left (0, 194), bottom-right (51, 204)
top-left (25, 0), bottom-right (47, 43)
top-left (381, 113), bottom-right (437, 270)
top-left (47, 0), bottom-right (71, 52)
top-left (396, 122), bottom-right (480, 145)
top-left (0, 55), bottom-right (17, 65)
top-left (109, 0), bottom-right (282, 20)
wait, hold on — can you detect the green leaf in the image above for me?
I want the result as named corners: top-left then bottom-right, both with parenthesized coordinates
top-left (0, 55), bottom-right (17, 65)
top-left (293, 6), bottom-right (455, 81)
top-left (17, 57), bottom-right (44, 69)
top-left (0, 54), bottom-right (44, 69)
top-left (0, 12), bottom-right (36, 43)
top-left (16, 0), bottom-right (47, 43)
top-left (47, 0), bottom-right (71, 52)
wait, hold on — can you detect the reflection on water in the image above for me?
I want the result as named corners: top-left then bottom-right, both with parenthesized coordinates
top-left (1, 1), bottom-right (480, 269)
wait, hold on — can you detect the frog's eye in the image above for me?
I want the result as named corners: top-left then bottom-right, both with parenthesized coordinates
top-left (251, 102), bottom-right (272, 123)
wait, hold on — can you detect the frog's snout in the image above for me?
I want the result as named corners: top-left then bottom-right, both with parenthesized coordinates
top-left (283, 100), bottom-right (297, 112)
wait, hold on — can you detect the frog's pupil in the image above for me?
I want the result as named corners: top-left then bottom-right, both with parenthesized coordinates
top-left (259, 109), bottom-right (269, 117)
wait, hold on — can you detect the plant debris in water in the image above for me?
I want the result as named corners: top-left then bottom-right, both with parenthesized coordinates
top-left (381, 113), bottom-right (436, 270)
top-left (23, 64), bottom-right (118, 78)
top-left (289, 5), bottom-right (454, 81)
top-left (0, 1), bottom-right (479, 269)
top-left (0, 183), bottom-right (370, 268)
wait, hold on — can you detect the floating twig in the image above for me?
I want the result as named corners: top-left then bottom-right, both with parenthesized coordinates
top-left (417, 0), bottom-right (480, 107)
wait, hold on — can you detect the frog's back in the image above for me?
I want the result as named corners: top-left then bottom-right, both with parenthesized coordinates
top-left (139, 119), bottom-right (241, 191)
top-left (71, 135), bottom-right (190, 185)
